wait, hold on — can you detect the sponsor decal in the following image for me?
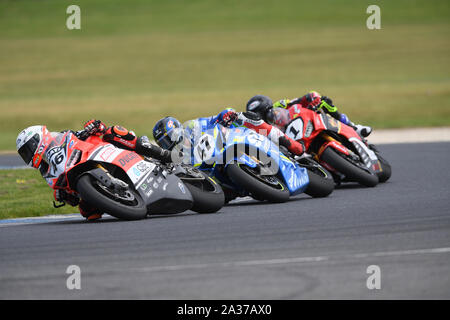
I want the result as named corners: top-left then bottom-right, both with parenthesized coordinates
top-left (333, 142), bottom-right (349, 155)
top-left (67, 149), bottom-right (81, 168)
top-left (178, 182), bottom-right (186, 194)
top-left (99, 146), bottom-right (117, 162)
top-left (244, 118), bottom-right (262, 126)
top-left (116, 138), bottom-right (135, 149)
top-left (373, 162), bottom-right (381, 172)
top-left (349, 137), bottom-right (378, 167)
top-left (33, 154), bottom-right (42, 167)
top-left (119, 152), bottom-right (139, 167)
top-left (248, 101), bottom-right (260, 111)
top-left (133, 167), bottom-right (141, 177)
top-left (304, 121), bottom-right (314, 138)
top-left (137, 162), bottom-right (149, 172)
top-left (37, 143), bottom-right (47, 155)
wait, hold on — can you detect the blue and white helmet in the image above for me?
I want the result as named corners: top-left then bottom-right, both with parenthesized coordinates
top-left (152, 117), bottom-right (183, 150)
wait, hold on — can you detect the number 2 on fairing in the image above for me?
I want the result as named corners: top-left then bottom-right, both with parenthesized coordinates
top-left (194, 134), bottom-right (215, 162)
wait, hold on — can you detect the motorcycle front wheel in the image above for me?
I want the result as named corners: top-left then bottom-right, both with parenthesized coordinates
top-left (226, 163), bottom-right (290, 203)
top-left (76, 174), bottom-right (147, 221)
top-left (369, 144), bottom-right (392, 183)
top-left (321, 147), bottom-right (379, 187)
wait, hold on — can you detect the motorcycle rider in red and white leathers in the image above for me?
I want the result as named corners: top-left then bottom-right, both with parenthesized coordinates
top-left (249, 92), bottom-right (373, 138)
top-left (16, 120), bottom-right (175, 221)
top-left (227, 109), bottom-right (306, 156)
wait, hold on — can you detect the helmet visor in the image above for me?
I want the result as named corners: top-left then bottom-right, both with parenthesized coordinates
top-left (18, 133), bottom-right (41, 165)
top-left (157, 127), bottom-right (183, 150)
top-left (265, 108), bottom-right (275, 124)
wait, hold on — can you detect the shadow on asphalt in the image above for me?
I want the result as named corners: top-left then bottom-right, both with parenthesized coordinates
top-left (44, 211), bottom-right (207, 225)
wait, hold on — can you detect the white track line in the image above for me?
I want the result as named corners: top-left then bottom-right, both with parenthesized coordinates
top-left (133, 247), bottom-right (450, 272)
top-left (0, 214), bottom-right (82, 227)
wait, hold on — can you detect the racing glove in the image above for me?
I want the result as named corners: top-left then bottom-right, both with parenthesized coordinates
top-left (279, 136), bottom-right (305, 156)
top-left (318, 96), bottom-right (338, 113)
top-left (218, 109), bottom-right (238, 127)
top-left (302, 92), bottom-right (322, 111)
top-left (76, 119), bottom-right (107, 140)
top-left (273, 99), bottom-right (290, 109)
top-left (83, 119), bottom-right (107, 136)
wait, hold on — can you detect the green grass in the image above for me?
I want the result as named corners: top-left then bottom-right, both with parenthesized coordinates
top-left (0, 169), bottom-right (76, 219)
top-left (1, 0), bottom-right (449, 152)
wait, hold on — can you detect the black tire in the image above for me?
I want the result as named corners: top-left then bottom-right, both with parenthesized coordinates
top-left (304, 167), bottom-right (335, 198)
top-left (376, 154), bottom-right (392, 183)
top-left (223, 186), bottom-right (239, 204)
top-left (181, 173), bottom-right (225, 213)
top-left (321, 147), bottom-right (379, 187)
top-left (226, 163), bottom-right (290, 203)
top-left (368, 144), bottom-right (392, 183)
top-left (76, 174), bottom-right (147, 221)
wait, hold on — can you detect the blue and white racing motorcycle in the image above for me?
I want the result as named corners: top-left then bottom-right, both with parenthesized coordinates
top-left (185, 124), bottom-right (333, 203)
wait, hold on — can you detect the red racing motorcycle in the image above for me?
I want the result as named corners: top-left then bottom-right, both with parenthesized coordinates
top-left (38, 129), bottom-right (224, 220)
top-left (271, 105), bottom-right (391, 187)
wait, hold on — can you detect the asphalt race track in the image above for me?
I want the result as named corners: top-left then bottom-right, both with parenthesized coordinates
top-left (0, 142), bottom-right (449, 299)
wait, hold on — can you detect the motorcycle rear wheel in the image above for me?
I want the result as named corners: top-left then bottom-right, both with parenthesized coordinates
top-left (180, 171), bottom-right (225, 213)
top-left (76, 174), bottom-right (147, 221)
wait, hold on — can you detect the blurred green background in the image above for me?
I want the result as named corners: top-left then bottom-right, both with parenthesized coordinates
top-left (1, 0), bottom-right (449, 151)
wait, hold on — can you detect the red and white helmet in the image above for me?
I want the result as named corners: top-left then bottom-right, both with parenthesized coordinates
top-left (16, 125), bottom-right (48, 168)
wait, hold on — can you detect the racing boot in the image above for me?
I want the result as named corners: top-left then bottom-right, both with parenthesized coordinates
top-left (79, 200), bottom-right (103, 221)
top-left (354, 124), bottom-right (372, 138)
top-left (136, 136), bottom-right (179, 163)
top-left (339, 114), bottom-right (372, 138)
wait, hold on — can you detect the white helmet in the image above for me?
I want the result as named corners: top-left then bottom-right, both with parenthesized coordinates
top-left (16, 125), bottom-right (47, 168)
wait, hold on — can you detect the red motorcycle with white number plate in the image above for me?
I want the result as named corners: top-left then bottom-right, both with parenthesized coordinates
top-left (39, 130), bottom-right (224, 220)
top-left (272, 105), bottom-right (391, 187)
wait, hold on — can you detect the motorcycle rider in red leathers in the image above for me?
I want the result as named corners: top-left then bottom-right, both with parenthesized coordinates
top-left (251, 92), bottom-right (373, 138)
top-left (16, 120), bottom-right (174, 221)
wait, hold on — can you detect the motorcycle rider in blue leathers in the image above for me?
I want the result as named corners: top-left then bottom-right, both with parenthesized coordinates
top-left (153, 108), bottom-right (306, 163)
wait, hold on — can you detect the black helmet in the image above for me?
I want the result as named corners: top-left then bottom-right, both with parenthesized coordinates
top-left (152, 117), bottom-right (183, 150)
top-left (245, 95), bottom-right (275, 123)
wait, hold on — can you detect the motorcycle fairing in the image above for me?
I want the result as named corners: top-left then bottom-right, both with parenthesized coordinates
top-left (348, 137), bottom-right (382, 174)
top-left (194, 124), bottom-right (309, 195)
top-left (134, 167), bottom-right (193, 214)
